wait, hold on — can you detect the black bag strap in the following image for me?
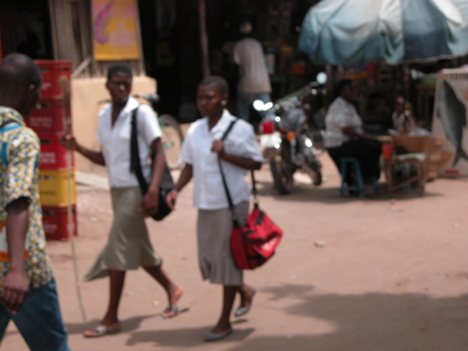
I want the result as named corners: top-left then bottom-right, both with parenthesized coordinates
top-left (130, 107), bottom-right (149, 194)
top-left (217, 119), bottom-right (259, 226)
top-left (218, 119), bottom-right (237, 212)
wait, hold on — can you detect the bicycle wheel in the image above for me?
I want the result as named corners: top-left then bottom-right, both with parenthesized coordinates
top-left (159, 114), bottom-right (184, 170)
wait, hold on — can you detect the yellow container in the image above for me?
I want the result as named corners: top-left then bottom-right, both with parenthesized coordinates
top-left (39, 169), bottom-right (76, 206)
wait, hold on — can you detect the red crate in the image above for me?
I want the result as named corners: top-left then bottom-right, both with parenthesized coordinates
top-left (42, 205), bottom-right (78, 241)
top-left (34, 60), bottom-right (71, 99)
top-left (39, 133), bottom-right (75, 170)
top-left (29, 99), bottom-right (71, 134)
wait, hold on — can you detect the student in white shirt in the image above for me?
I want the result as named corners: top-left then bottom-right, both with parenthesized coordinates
top-left (167, 76), bottom-right (262, 342)
top-left (64, 64), bottom-right (183, 337)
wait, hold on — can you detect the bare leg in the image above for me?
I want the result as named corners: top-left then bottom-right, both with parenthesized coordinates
top-left (83, 270), bottom-right (125, 336)
top-left (211, 285), bottom-right (238, 333)
top-left (238, 283), bottom-right (255, 309)
top-left (101, 270), bottom-right (126, 324)
top-left (143, 265), bottom-right (183, 309)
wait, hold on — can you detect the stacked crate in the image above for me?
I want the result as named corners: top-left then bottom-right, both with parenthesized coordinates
top-left (31, 60), bottom-right (77, 240)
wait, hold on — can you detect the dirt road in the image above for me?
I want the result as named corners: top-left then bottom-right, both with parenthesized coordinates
top-left (4, 154), bottom-right (468, 351)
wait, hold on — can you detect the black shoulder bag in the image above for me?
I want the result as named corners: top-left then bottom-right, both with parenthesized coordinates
top-left (130, 107), bottom-right (174, 221)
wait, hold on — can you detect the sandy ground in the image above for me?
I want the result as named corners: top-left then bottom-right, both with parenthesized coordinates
top-left (3, 153), bottom-right (468, 351)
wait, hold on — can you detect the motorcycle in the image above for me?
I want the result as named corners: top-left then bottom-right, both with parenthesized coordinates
top-left (257, 82), bottom-right (325, 194)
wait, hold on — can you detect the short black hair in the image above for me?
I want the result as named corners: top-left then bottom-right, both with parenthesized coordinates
top-left (107, 63), bottom-right (132, 80)
top-left (334, 79), bottom-right (353, 98)
top-left (0, 53), bottom-right (41, 93)
top-left (198, 75), bottom-right (229, 96)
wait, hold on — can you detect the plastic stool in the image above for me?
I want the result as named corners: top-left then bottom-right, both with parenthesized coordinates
top-left (339, 158), bottom-right (365, 196)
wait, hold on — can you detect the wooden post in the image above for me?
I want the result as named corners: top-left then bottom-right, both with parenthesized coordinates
top-left (0, 28), bottom-right (3, 63)
top-left (198, 0), bottom-right (210, 78)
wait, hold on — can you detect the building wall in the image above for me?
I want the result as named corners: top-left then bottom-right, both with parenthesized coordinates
top-left (48, 0), bottom-right (145, 77)
top-left (71, 75), bottom-right (156, 172)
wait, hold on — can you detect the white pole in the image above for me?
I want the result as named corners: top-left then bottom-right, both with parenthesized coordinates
top-left (60, 75), bottom-right (87, 323)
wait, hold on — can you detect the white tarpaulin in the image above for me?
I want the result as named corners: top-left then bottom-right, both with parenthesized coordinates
top-left (432, 68), bottom-right (468, 175)
top-left (298, 0), bottom-right (468, 64)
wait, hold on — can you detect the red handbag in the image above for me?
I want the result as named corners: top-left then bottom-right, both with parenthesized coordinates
top-left (230, 204), bottom-right (283, 269)
top-left (218, 120), bottom-right (283, 270)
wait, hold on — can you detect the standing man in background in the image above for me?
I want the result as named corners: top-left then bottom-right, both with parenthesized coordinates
top-left (233, 21), bottom-right (272, 122)
top-left (0, 53), bottom-right (70, 350)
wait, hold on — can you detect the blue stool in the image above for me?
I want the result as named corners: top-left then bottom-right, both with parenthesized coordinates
top-left (339, 158), bottom-right (365, 196)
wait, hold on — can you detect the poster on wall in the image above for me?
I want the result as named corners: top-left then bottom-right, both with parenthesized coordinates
top-left (92, 0), bottom-right (140, 61)
top-left (432, 68), bottom-right (468, 175)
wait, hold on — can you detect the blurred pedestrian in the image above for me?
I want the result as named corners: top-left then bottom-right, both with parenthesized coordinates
top-left (233, 21), bottom-right (272, 122)
top-left (0, 53), bottom-right (70, 350)
top-left (167, 76), bottom-right (261, 342)
top-left (63, 63), bottom-right (183, 337)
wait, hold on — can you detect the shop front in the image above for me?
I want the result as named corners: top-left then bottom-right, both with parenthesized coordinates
top-left (0, 0), bottom-right (156, 172)
top-left (147, 0), bottom-right (322, 121)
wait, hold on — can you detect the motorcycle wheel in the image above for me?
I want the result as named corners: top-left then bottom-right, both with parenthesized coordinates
top-left (159, 114), bottom-right (184, 170)
top-left (270, 159), bottom-right (294, 195)
top-left (312, 169), bottom-right (323, 186)
top-left (309, 162), bottom-right (323, 186)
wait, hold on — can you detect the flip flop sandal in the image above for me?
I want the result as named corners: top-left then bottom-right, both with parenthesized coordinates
top-left (83, 323), bottom-right (121, 338)
top-left (204, 328), bottom-right (233, 342)
top-left (234, 288), bottom-right (256, 317)
top-left (161, 305), bottom-right (179, 319)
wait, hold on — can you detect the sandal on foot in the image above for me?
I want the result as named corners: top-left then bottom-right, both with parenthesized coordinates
top-left (161, 305), bottom-right (179, 319)
top-left (83, 323), bottom-right (121, 338)
top-left (204, 328), bottom-right (233, 342)
top-left (234, 289), bottom-right (256, 317)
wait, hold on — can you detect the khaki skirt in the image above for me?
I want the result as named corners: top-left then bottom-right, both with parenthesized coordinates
top-left (196, 201), bottom-right (249, 286)
top-left (83, 187), bottom-right (162, 281)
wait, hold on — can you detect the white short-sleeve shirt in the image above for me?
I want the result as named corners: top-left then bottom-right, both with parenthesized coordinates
top-left (233, 38), bottom-right (271, 94)
top-left (97, 97), bottom-right (161, 188)
top-left (324, 97), bottom-right (363, 148)
top-left (181, 110), bottom-right (263, 210)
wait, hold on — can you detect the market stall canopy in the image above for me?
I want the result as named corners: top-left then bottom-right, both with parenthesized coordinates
top-left (298, 0), bottom-right (468, 65)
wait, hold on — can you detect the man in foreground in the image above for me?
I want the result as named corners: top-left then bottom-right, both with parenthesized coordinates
top-left (0, 53), bottom-right (70, 350)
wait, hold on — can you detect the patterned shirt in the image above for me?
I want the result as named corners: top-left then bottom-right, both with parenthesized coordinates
top-left (0, 106), bottom-right (53, 288)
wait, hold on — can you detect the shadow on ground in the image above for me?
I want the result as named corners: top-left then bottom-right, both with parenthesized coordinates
top-left (256, 179), bottom-right (443, 204)
top-left (126, 326), bottom-right (255, 348)
top-left (226, 283), bottom-right (468, 351)
top-left (65, 314), bottom-right (157, 335)
top-left (95, 283), bottom-right (468, 351)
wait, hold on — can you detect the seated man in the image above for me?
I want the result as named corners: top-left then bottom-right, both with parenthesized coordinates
top-left (324, 80), bottom-right (381, 184)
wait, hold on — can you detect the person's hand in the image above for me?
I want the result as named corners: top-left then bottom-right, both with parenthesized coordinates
top-left (362, 133), bottom-right (377, 141)
top-left (0, 267), bottom-right (29, 315)
top-left (61, 134), bottom-right (78, 151)
top-left (211, 139), bottom-right (224, 155)
top-left (141, 190), bottom-right (159, 217)
top-left (166, 189), bottom-right (178, 210)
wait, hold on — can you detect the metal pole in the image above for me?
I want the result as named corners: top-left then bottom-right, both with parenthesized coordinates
top-left (198, 0), bottom-right (210, 78)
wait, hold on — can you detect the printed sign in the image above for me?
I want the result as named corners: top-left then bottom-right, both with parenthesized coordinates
top-left (92, 0), bottom-right (140, 61)
top-left (432, 68), bottom-right (468, 175)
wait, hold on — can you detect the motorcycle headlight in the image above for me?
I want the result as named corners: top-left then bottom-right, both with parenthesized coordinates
top-left (253, 99), bottom-right (265, 111)
top-left (281, 108), bottom-right (306, 131)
